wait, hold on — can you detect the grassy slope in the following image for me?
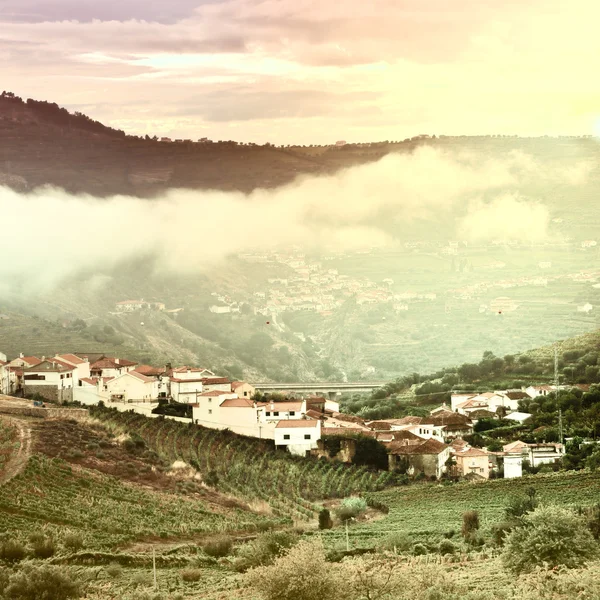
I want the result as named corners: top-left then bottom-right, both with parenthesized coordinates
top-left (319, 470), bottom-right (600, 549)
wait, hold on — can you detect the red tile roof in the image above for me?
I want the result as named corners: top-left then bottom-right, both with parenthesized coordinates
top-left (134, 365), bottom-right (166, 376)
top-left (127, 371), bottom-right (154, 383)
top-left (275, 419), bottom-right (319, 429)
top-left (26, 360), bottom-right (75, 373)
top-left (457, 447), bottom-right (488, 457)
top-left (199, 390), bottom-right (232, 397)
top-left (388, 438), bottom-right (448, 456)
top-left (16, 356), bottom-right (43, 367)
top-left (267, 402), bottom-right (303, 411)
top-left (55, 353), bottom-right (86, 365)
top-left (220, 398), bottom-right (256, 408)
top-left (201, 377), bottom-right (230, 385)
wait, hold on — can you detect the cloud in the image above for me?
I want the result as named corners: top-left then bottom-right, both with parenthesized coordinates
top-left (458, 194), bottom-right (550, 243)
top-left (0, 147), bottom-right (587, 294)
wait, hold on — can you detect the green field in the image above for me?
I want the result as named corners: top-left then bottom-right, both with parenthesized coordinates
top-left (320, 470), bottom-right (600, 549)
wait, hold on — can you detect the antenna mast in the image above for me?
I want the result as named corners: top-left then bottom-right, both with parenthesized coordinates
top-left (555, 344), bottom-right (564, 445)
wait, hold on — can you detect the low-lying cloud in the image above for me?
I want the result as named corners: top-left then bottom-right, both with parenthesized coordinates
top-left (0, 147), bottom-right (588, 293)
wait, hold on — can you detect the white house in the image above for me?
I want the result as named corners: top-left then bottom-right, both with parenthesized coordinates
top-left (115, 300), bottom-right (147, 312)
top-left (54, 353), bottom-right (91, 387)
top-left (274, 419), bottom-right (321, 456)
top-left (169, 377), bottom-right (204, 404)
top-left (209, 305), bottom-right (231, 314)
top-left (504, 454), bottom-right (523, 479)
top-left (201, 377), bottom-right (232, 393)
top-left (231, 381), bottom-right (255, 398)
top-left (451, 393), bottom-right (475, 412)
top-left (264, 400), bottom-right (306, 421)
top-left (525, 385), bottom-right (555, 399)
top-left (102, 371), bottom-right (159, 402)
top-left (22, 359), bottom-right (76, 402)
top-left (504, 412), bottom-right (532, 424)
top-left (90, 357), bottom-right (138, 379)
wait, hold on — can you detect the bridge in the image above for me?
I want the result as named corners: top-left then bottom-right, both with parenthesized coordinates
top-left (251, 381), bottom-right (386, 400)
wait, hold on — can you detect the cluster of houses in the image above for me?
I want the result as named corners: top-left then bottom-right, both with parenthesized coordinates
top-left (0, 352), bottom-right (567, 473)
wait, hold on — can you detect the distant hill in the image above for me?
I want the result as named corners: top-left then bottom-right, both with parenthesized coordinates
top-left (2, 90), bottom-right (600, 198)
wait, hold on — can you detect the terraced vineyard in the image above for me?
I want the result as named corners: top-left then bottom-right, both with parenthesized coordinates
top-left (92, 407), bottom-right (391, 520)
top-left (0, 454), bottom-right (271, 550)
top-left (0, 418), bottom-right (17, 478)
top-left (320, 470), bottom-right (600, 549)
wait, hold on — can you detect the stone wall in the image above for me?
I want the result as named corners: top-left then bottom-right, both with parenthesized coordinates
top-left (22, 385), bottom-right (73, 403)
top-left (0, 404), bottom-right (88, 420)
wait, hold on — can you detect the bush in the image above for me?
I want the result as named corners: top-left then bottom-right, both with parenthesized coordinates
top-left (204, 470), bottom-right (219, 487)
top-left (180, 568), bottom-right (203, 582)
top-left (245, 539), bottom-right (343, 600)
top-left (377, 531), bottom-right (412, 553)
top-left (503, 505), bottom-right (598, 574)
top-left (0, 538), bottom-right (26, 563)
top-left (318, 508), bottom-right (333, 530)
top-left (3, 564), bottom-right (80, 600)
top-left (438, 540), bottom-right (456, 555)
top-left (505, 488), bottom-right (538, 518)
top-left (31, 536), bottom-right (56, 559)
top-left (202, 535), bottom-right (232, 558)
top-left (234, 531), bottom-right (298, 572)
top-left (462, 510), bottom-right (480, 538)
top-left (413, 543), bottom-right (428, 556)
top-left (336, 497), bottom-right (367, 522)
top-left (63, 532), bottom-right (84, 552)
top-left (105, 563), bottom-right (123, 578)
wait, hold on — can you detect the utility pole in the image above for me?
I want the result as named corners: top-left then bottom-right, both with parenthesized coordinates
top-left (555, 344), bottom-right (563, 445)
top-left (153, 547), bottom-right (157, 589)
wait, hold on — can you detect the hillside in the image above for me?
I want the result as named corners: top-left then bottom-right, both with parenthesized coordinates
top-left (3, 91), bottom-right (600, 382)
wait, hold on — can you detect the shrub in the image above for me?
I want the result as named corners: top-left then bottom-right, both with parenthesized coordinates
top-left (318, 508), bottom-right (333, 530)
top-left (131, 572), bottom-right (151, 587)
top-left (234, 531), bottom-right (298, 572)
top-left (105, 563), bottom-right (123, 578)
top-left (31, 536), bottom-right (56, 559)
top-left (245, 539), bottom-right (343, 600)
top-left (0, 538), bottom-right (26, 563)
top-left (438, 540), bottom-right (456, 555)
top-left (3, 564), bottom-right (80, 600)
top-left (377, 531), bottom-right (412, 554)
top-left (63, 532), bottom-right (84, 552)
top-left (413, 543), bottom-right (428, 556)
top-left (491, 520), bottom-right (518, 546)
top-left (505, 487), bottom-right (538, 518)
top-left (202, 535), bottom-right (232, 558)
top-left (336, 497), bottom-right (367, 522)
top-left (462, 510), bottom-right (480, 538)
top-left (503, 505), bottom-right (598, 574)
top-left (204, 470), bottom-right (219, 487)
top-left (180, 568), bottom-right (203, 582)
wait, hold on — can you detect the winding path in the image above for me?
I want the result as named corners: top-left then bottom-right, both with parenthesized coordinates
top-left (0, 416), bottom-right (32, 485)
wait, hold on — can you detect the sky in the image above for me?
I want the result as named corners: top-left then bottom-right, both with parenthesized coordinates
top-left (2, 0), bottom-right (600, 144)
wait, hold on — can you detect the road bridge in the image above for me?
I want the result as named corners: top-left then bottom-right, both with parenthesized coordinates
top-left (251, 381), bottom-right (386, 400)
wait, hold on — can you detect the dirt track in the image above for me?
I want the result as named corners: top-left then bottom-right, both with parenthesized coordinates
top-left (0, 416), bottom-right (32, 485)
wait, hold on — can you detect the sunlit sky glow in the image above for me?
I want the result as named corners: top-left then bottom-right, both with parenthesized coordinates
top-left (2, 0), bottom-right (600, 144)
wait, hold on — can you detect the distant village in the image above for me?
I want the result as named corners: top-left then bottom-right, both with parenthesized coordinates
top-left (0, 350), bottom-right (574, 480)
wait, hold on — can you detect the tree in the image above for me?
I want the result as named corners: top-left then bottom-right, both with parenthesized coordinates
top-left (502, 505), bottom-right (598, 574)
top-left (462, 510), bottom-right (480, 538)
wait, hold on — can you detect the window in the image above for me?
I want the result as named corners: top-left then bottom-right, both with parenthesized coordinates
top-left (283, 434), bottom-right (290, 440)
top-left (244, 391), bottom-right (248, 396)
top-left (273, 411), bottom-right (280, 416)
top-left (304, 434), bottom-right (311, 440)
top-left (266, 411), bottom-right (271, 416)
top-left (208, 398), bottom-right (212, 403)
top-left (208, 409), bottom-right (212, 415)
top-left (289, 411), bottom-right (295, 416)
top-left (60, 374), bottom-right (64, 380)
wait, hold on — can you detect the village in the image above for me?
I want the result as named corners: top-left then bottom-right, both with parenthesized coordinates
top-left (0, 349), bottom-right (569, 481)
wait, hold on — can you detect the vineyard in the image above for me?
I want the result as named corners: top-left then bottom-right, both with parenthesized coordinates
top-left (0, 418), bottom-right (17, 479)
top-left (91, 407), bottom-right (390, 520)
top-left (320, 470), bottom-right (600, 549)
top-left (0, 453), bottom-right (272, 550)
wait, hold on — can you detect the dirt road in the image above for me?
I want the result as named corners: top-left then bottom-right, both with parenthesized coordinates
top-left (0, 416), bottom-right (32, 485)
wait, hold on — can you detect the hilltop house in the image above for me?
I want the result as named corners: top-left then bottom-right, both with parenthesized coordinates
top-left (231, 381), bottom-right (255, 398)
top-left (525, 385), bottom-right (555, 399)
top-left (53, 353), bottom-right (91, 386)
top-left (265, 400), bottom-right (306, 421)
top-left (22, 359), bottom-right (76, 402)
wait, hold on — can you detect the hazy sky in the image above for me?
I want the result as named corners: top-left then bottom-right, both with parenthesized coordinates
top-left (2, 0), bottom-right (600, 144)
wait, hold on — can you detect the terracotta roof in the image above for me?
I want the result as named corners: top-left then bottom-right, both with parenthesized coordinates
top-left (502, 391), bottom-right (529, 400)
top-left (55, 353), bottom-right (86, 365)
top-left (200, 390), bottom-right (232, 397)
top-left (16, 356), bottom-right (43, 367)
top-left (170, 378), bottom-right (206, 383)
top-left (457, 398), bottom-right (489, 409)
top-left (422, 411), bottom-right (472, 427)
top-left (25, 360), bottom-right (75, 373)
top-left (220, 397), bottom-right (256, 408)
top-left (457, 447), bottom-right (488, 457)
top-left (503, 440), bottom-right (528, 453)
top-left (306, 409), bottom-right (325, 419)
top-left (80, 377), bottom-right (100, 386)
top-left (451, 438), bottom-right (469, 449)
top-left (201, 377), bottom-right (230, 385)
top-left (134, 365), bottom-right (166, 376)
top-left (275, 419), bottom-right (319, 429)
top-left (368, 420), bottom-right (393, 431)
top-left (322, 427), bottom-right (369, 436)
top-left (91, 359), bottom-right (119, 369)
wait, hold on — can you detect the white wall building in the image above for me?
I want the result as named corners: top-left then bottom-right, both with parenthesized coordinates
top-left (264, 400), bottom-right (306, 421)
top-left (503, 454), bottom-right (523, 479)
top-left (274, 419), bottom-right (321, 456)
top-left (102, 371), bottom-right (159, 402)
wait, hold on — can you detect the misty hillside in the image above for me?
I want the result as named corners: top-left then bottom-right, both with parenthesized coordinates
top-left (2, 92), bottom-right (600, 382)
